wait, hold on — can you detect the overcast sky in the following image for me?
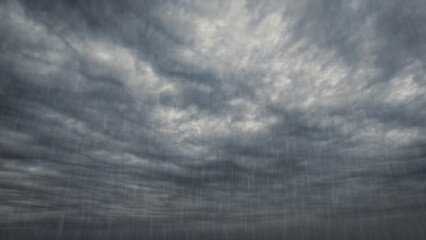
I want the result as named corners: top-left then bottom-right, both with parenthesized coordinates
top-left (1, 0), bottom-right (426, 239)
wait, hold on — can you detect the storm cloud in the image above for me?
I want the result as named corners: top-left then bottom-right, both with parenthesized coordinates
top-left (1, 0), bottom-right (426, 239)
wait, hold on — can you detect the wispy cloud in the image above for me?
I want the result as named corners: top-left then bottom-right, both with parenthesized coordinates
top-left (1, 0), bottom-right (426, 239)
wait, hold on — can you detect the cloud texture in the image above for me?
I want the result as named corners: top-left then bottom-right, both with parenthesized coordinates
top-left (1, 0), bottom-right (426, 239)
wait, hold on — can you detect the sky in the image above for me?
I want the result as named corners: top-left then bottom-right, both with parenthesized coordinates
top-left (0, 0), bottom-right (426, 239)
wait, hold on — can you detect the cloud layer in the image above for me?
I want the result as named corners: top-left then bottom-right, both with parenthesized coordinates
top-left (1, 0), bottom-right (426, 239)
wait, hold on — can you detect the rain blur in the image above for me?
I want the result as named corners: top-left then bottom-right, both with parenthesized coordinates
top-left (1, 0), bottom-right (426, 239)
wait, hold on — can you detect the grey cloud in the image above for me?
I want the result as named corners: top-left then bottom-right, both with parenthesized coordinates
top-left (286, 0), bottom-right (426, 84)
top-left (1, 0), bottom-right (426, 239)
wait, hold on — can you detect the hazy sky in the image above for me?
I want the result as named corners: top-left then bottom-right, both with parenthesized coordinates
top-left (1, 0), bottom-right (426, 239)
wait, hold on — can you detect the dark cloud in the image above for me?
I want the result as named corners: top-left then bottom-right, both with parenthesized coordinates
top-left (1, 0), bottom-right (426, 239)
